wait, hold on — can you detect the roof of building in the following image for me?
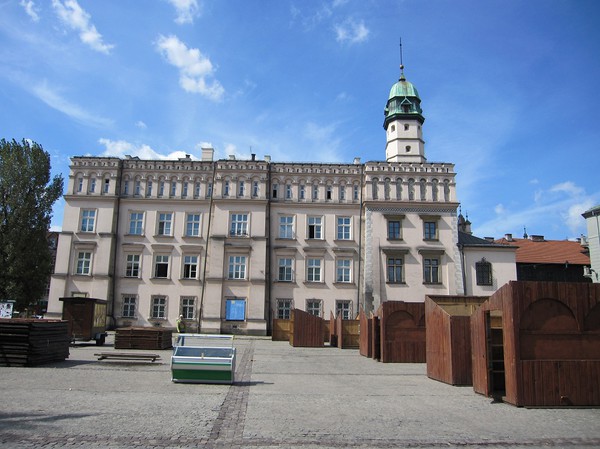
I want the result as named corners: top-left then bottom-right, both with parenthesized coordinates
top-left (388, 78), bottom-right (420, 100)
top-left (493, 236), bottom-right (589, 265)
top-left (458, 231), bottom-right (515, 248)
top-left (582, 204), bottom-right (600, 218)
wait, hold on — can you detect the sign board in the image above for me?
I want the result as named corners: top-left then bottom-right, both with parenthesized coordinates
top-left (225, 299), bottom-right (246, 321)
top-left (0, 302), bottom-right (14, 319)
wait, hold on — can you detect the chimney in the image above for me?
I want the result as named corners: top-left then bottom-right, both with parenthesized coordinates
top-left (531, 235), bottom-right (545, 242)
top-left (505, 233), bottom-right (513, 242)
top-left (228, 155), bottom-right (236, 160)
top-left (353, 157), bottom-right (361, 165)
top-left (251, 153), bottom-right (256, 161)
top-left (264, 155), bottom-right (271, 163)
top-left (201, 146), bottom-right (214, 162)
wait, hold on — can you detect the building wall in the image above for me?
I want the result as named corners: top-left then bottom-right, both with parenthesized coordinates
top-left (584, 209), bottom-right (600, 283)
top-left (461, 247), bottom-right (517, 296)
top-left (47, 153), bottom-right (465, 334)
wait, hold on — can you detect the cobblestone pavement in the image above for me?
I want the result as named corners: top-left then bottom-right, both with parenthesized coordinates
top-left (1, 335), bottom-right (599, 448)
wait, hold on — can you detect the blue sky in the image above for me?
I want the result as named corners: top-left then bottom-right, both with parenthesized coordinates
top-left (1, 0), bottom-right (599, 240)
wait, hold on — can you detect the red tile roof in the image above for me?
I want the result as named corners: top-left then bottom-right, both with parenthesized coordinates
top-left (494, 237), bottom-right (589, 265)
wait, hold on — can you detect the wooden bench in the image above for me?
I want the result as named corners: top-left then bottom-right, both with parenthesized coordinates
top-left (94, 352), bottom-right (161, 362)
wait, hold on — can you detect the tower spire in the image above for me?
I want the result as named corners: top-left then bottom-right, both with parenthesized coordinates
top-left (399, 38), bottom-right (406, 81)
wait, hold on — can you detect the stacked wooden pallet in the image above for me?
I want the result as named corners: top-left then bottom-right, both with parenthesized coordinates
top-left (115, 327), bottom-right (173, 350)
top-left (0, 319), bottom-right (70, 366)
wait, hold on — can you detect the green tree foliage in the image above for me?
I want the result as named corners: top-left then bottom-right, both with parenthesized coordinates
top-left (0, 139), bottom-right (64, 311)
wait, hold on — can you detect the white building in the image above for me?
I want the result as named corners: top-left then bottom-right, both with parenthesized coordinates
top-left (582, 205), bottom-right (600, 283)
top-left (47, 67), bottom-right (516, 334)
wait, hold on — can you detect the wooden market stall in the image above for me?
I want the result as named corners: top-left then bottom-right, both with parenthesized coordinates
top-left (377, 301), bottom-right (426, 363)
top-left (289, 309), bottom-right (325, 347)
top-left (425, 295), bottom-right (488, 385)
top-left (471, 281), bottom-right (600, 407)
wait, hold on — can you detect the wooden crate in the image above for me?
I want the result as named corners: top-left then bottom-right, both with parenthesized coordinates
top-left (377, 301), bottom-right (426, 363)
top-left (425, 295), bottom-right (488, 386)
top-left (471, 281), bottom-right (600, 407)
top-left (0, 319), bottom-right (70, 366)
top-left (115, 327), bottom-right (173, 350)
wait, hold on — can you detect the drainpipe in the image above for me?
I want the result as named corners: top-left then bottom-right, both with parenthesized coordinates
top-left (266, 160), bottom-right (272, 335)
top-left (357, 163), bottom-right (365, 313)
top-left (458, 243), bottom-right (468, 296)
top-left (109, 159), bottom-right (123, 328)
top-left (198, 161), bottom-right (217, 332)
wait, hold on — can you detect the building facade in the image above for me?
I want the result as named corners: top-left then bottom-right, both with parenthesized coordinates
top-left (47, 68), bottom-right (513, 334)
top-left (583, 205), bottom-right (600, 283)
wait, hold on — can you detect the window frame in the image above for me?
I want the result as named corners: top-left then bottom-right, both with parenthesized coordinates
top-left (153, 254), bottom-right (170, 278)
top-left (157, 212), bottom-right (173, 236)
top-left (476, 259), bottom-right (493, 286)
top-left (128, 212), bottom-right (144, 235)
top-left (387, 256), bottom-right (404, 284)
top-left (336, 216), bottom-right (351, 240)
top-left (180, 296), bottom-right (196, 319)
top-left (228, 255), bottom-right (247, 280)
top-left (336, 258), bottom-right (352, 283)
top-left (306, 299), bottom-right (322, 317)
top-left (307, 216), bottom-right (323, 240)
top-left (125, 253), bottom-right (141, 278)
top-left (307, 258), bottom-right (323, 282)
top-left (185, 213), bottom-right (201, 237)
top-left (76, 251), bottom-right (92, 275)
top-left (122, 295), bottom-right (137, 318)
top-left (230, 213), bottom-right (249, 237)
top-left (80, 209), bottom-right (96, 233)
top-left (278, 215), bottom-right (294, 239)
top-left (150, 296), bottom-right (167, 319)
top-left (423, 257), bottom-right (441, 284)
top-left (336, 300), bottom-right (352, 320)
top-left (278, 257), bottom-right (293, 282)
top-left (276, 299), bottom-right (293, 320)
top-left (182, 255), bottom-right (199, 279)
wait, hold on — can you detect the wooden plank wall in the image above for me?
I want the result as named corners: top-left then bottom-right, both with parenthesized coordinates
top-left (378, 301), bottom-right (426, 363)
top-left (425, 295), bottom-right (488, 386)
top-left (472, 281), bottom-right (600, 407)
top-left (272, 319), bottom-right (291, 341)
top-left (291, 309), bottom-right (324, 347)
top-left (329, 311), bottom-right (337, 347)
top-left (371, 316), bottom-right (381, 360)
top-left (359, 309), bottom-right (371, 357)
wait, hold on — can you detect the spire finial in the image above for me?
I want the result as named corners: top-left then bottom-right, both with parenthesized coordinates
top-left (523, 226), bottom-right (528, 239)
top-left (399, 38), bottom-right (406, 81)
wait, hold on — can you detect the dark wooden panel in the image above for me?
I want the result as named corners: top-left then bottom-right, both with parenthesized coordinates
top-left (291, 309), bottom-right (324, 347)
top-left (272, 319), bottom-right (291, 341)
top-left (359, 309), bottom-right (371, 357)
top-left (378, 301), bottom-right (426, 363)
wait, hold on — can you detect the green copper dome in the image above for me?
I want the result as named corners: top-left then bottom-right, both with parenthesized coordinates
top-left (383, 70), bottom-right (424, 128)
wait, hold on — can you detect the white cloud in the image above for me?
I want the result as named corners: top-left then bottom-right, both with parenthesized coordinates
top-left (563, 200), bottom-right (595, 235)
top-left (135, 120), bottom-right (147, 129)
top-left (550, 181), bottom-right (584, 197)
top-left (167, 0), bottom-right (200, 24)
top-left (52, 0), bottom-right (114, 54)
top-left (334, 19), bottom-right (369, 44)
top-left (98, 138), bottom-right (196, 160)
top-left (494, 203), bottom-right (506, 215)
top-left (155, 34), bottom-right (224, 101)
top-left (31, 81), bottom-right (112, 128)
top-left (20, 0), bottom-right (40, 22)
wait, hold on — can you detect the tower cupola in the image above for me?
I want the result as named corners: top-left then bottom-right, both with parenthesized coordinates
top-left (384, 63), bottom-right (426, 163)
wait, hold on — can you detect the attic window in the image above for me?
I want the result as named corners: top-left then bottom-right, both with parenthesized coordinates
top-left (391, 125), bottom-right (396, 132)
top-left (404, 124), bottom-right (409, 131)
top-left (405, 145), bottom-right (411, 152)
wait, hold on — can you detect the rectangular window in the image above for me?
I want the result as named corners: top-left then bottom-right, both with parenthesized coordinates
top-left (230, 213), bottom-right (248, 237)
top-left (285, 184), bottom-right (292, 199)
top-left (278, 258), bottom-right (293, 281)
top-left (186, 213), bottom-right (201, 237)
top-left (228, 255), bottom-right (247, 280)
top-left (158, 181), bottom-right (165, 197)
top-left (238, 180), bottom-right (245, 197)
top-left (476, 261), bottom-right (493, 286)
top-left (299, 185), bottom-right (305, 200)
top-left (312, 184), bottom-right (318, 200)
top-left (226, 298), bottom-right (246, 321)
top-left (207, 182), bottom-right (213, 198)
top-left (170, 181), bottom-right (177, 197)
top-left (336, 300), bottom-right (352, 320)
top-left (80, 209), bottom-right (96, 232)
top-left (194, 182), bottom-right (201, 198)
top-left (158, 212), bottom-right (173, 236)
top-left (277, 299), bottom-right (292, 320)
top-left (134, 180), bottom-right (141, 196)
top-left (122, 295), bottom-right (136, 318)
top-left (336, 216), bottom-right (351, 240)
top-left (307, 258), bottom-right (322, 282)
top-left (181, 296), bottom-right (195, 319)
top-left (424, 221), bottom-right (438, 240)
top-left (146, 180), bottom-right (153, 197)
top-left (307, 216), bottom-right (322, 239)
top-left (224, 180), bottom-right (230, 196)
top-left (353, 185), bottom-right (359, 200)
top-left (279, 215), bottom-right (294, 239)
top-left (326, 185), bottom-right (332, 200)
top-left (252, 181), bottom-right (259, 197)
top-left (336, 258), bottom-right (351, 283)
top-left (129, 212), bottom-right (144, 235)
top-left (182, 182), bottom-right (188, 198)
top-left (125, 254), bottom-right (140, 277)
top-left (307, 299), bottom-right (322, 317)
top-left (387, 257), bottom-right (404, 283)
top-left (151, 296), bottom-right (167, 319)
top-left (77, 177), bottom-right (83, 192)
top-left (123, 181), bottom-right (129, 195)
top-left (424, 257), bottom-right (440, 284)
top-left (89, 178), bottom-right (96, 193)
top-left (388, 220), bottom-right (402, 240)
top-left (339, 186), bottom-right (346, 201)
top-left (103, 178), bottom-right (110, 194)
top-left (154, 255), bottom-right (169, 278)
top-left (272, 183), bottom-right (278, 199)
top-left (183, 255), bottom-right (198, 279)
top-left (76, 252), bottom-right (92, 275)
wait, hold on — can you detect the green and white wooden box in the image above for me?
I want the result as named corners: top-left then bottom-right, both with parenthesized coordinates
top-left (171, 334), bottom-right (236, 384)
